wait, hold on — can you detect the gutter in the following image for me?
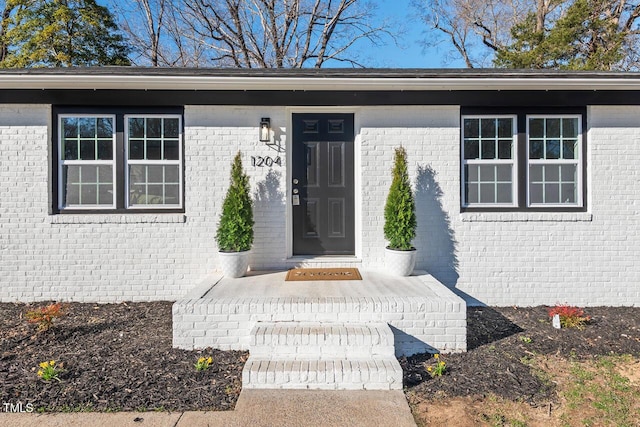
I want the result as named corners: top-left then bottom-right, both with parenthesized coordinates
top-left (1, 75), bottom-right (640, 91)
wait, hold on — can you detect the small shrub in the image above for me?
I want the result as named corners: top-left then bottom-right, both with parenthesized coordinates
top-left (384, 146), bottom-right (416, 250)
top-left (195, 356), bottom-right (213, 372)
top-left (548, 304), bottom-right (591, 329)
top-left (215, 152), bottom-right (254, 252)
top-left (37, 360), bottom-right (62, 382)
top-left (25, 303), bottom-right (65, 331)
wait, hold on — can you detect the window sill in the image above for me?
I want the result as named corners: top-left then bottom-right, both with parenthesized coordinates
top-left (48, 214), bottom-right (186, 224)
top-left (460, 212), bottom-right (592, 222)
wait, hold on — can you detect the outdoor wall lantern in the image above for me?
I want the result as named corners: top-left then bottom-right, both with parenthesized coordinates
top-left (259, 117), bottom-right (272, 143)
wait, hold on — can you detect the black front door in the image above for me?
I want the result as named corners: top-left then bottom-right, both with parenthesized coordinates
top-left (292, 113), bottom-right (355, 255)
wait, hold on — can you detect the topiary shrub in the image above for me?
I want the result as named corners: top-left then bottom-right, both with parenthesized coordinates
top-left (384, 146), bottom-right (416, 250)
top-left (215, 152), bottom-right (254, 252)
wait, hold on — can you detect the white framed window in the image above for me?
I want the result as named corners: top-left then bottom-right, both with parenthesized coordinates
top-left (461, 116), bottom-right (517, 207)
top-left (527, 115), bottom-right (582, 207)
top-left (58, 115), bottom-right (116, 210)
top-left (55, 110), bottom-right (183, 213)
top-left (125, 115), bottom-right (183, 209)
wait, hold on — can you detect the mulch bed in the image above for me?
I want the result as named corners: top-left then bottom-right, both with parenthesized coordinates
top-left (0, 302), bottom-right (247, 412)
top-left (2, 303), bottom-right (639, 412)
top-left (400, 306), bottom-right (640, 405)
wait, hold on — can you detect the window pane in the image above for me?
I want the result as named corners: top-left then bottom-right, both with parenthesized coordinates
top-left (562, 139), bottom-right (577, 160)
top-left (98, 165), bottom-right (112, 182)
top-left (563, 118), bottom-right (578, 138)
top-left (480, 119), bottom-right (496, 138)
top-left (82, 165), bottom-right (97, 182)
top-left (496, 165), bottom-right (512, 181)
top-left (498, 139), bottom-right (512, 159)
top-left (561, 164), bottom-right (577, 182)
top-left (561, 183), bottom-right (576, 203)
top-left (130, 164), bottom-right (145, 183)
top-left (98, 184), bottom-right (113, 205)
top-left (80, 140), bottom-right (96, 160)
top-left (63, 139), bottom-right (78, 160)
top-left (530, 165), bottom-right (543, 182)
top-left (480, 183), bottom-right (495, 203)
top-left (147, 140), bottom-right (162, 160)
top-left (63, 118), bottom-right (78, 139)
top-left (79, 118), bottom-right (96, 138)
top-left (129, 118), bottom-right (145, 138)
top-left (530, 183), bottom-right (543, 204)
top-left (165, 184), bottom-right (180, 204)
top-left (466, 183), bottom-right (478, 204)
top-left (547, 118), bottom-right (560, 138)
top-left (545, 183), bottom-right (560, 203)
top-left (496, 183), bottom-right (512, 203)
top-left (529, 140), bottom-right (544, 159)
top-left (465, 164), bottom-right (478, 181)
top-left (148, 184), bottom-right (164, 198)
top-left (129, 139), bottom-right (144, 160)
top-left (64, 183), bottom-right (79, 205)
top-left (97, 140), bottom-right (112, 160)
top-left (545, 164), bottom-right (560, 181)
top-left (164, 118), bottom-right (180, 138)
top-left (497, 118), bottom-right (512, 138)
top-left (164, 140), bottom-right (180, 160)
top-left (464, 140), bottom-right (479, 159)
top-left (96, 118), bottom-right (113, 138)
top-left (546, 140), bottom-right (560, 159)
top-left (147, 118), bottom-right (162, 138)
top-left (479, 165), bottom-right (495, 181)
top-left (165, 165), bottom-right (180, 182)
top-left (148, 165), bottom-right (164, 182)
top-left (529, 119), bottom-right (544, 138)
top-left (81, 185), bottom-right (97, 204)
top-left (481, 140), bottom-right (496, 159)
top-left (464, 119), bottom-right (479, 138)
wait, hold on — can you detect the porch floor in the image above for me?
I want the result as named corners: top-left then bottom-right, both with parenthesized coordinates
top-left (173, 270), bottom-right (465, 390)
top-left (173, 270), bottom-right (466, 356)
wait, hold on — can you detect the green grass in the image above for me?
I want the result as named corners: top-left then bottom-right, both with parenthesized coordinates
top-left (561, 355), bottom-right (640, 427)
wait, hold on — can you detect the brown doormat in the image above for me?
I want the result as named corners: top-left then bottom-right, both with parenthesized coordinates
top-left (285, 268), bottom-right (362, 281)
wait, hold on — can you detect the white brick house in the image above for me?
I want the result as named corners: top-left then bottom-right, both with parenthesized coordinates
top-left (1, 68), bottom-right (639, 307)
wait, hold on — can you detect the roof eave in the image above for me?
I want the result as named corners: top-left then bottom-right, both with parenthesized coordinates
top-left (1, 75), bottom-right (640, 91)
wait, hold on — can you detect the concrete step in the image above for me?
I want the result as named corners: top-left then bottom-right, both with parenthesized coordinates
top-left (241, 356), bottom-right (403, 390)
top-left (249, 321), bottom-right (395, 358)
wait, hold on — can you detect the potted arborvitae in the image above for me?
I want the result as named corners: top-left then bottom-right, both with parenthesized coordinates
top-left (384, 146), bottom-right (417, 276)
top-left (216, 152), bottom-right (254, 278)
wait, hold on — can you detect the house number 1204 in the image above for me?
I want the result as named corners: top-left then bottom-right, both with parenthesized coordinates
top-left (251, 156), bottom-right (282, 167)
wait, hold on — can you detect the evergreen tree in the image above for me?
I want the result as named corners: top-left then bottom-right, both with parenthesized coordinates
top-left (3, 0), bottom-right (130, 67)
top-left (384, 146), bottom-right (416, 251)
top-left (216, 152), bottom-right (254, 252)
top-left (495, 0), bottom-right (626, 70)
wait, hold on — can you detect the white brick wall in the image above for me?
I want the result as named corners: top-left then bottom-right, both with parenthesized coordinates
top-left (0, 105), bottom-right (288, 302)
top-left (2, 103), bottom-right (639, 306)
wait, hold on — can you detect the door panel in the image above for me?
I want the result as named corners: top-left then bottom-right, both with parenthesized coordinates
top-left (292, 113), bottom-right (354, 255)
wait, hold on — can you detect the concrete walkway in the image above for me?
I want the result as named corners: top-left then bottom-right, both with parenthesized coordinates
top-left (0, 389), bottom-right (417, 427)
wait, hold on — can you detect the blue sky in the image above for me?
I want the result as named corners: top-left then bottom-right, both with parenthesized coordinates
top-left (362, 0), bottom-right (467, 68)
top-left (103, 0), bottom-right (467, 68)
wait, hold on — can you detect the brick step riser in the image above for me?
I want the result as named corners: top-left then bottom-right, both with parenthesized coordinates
top-left (241, 357), bottom-right (403, 391)
top-left (250, 346), bottom-right (395, 358)
top-left (250, 322), bottom-right (396, 358)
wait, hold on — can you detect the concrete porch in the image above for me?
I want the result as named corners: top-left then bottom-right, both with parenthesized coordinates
top-left (172, 270), bottom-right (466, 390)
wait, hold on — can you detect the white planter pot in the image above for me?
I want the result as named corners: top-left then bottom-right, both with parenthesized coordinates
top-left (385, 247), bottom-right (416, 277)
top-left (218, 250), bottom-right (251, 278)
